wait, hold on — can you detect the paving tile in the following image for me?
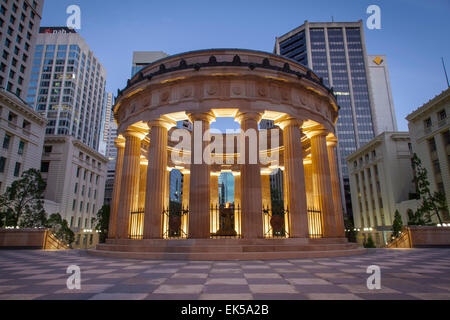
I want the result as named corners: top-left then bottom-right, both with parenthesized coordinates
top-left (54, 284), bottom-right (113, 294)
top-left (153, 284), bottom-right (204, 294)
top-left (171, 273), bottom-right (208, 279)
top-left (0, 293), bottom-right (45, 300)
top-left (249, 284), bottom-right (297, 294)
top-left (338, 284), bottom-right (400, 294)
top-left (306, 293), bottom-right (363, 300)
top-left (286, 278), bottom-right (332, 285)
top-left (244, 273), bottom-right (281, 279)
top-left (89, 293), bottom-right (148, 300)
top-left (199, 293), bottom-right (253, 300)
top-left (408, 292), bottom-right (450, 300)
top-left (205, 278), bottom-right (248, 285)
top-left (203, 285), bottom-right (251, 294)
top-left (252, 293), bottom-right (307, 300)
top-left (145, 293), bottom-right (201, 300)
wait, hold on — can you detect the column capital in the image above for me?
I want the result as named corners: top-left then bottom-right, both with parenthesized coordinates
top-left (148, 116), bottom-right (177, 131)
top-left (235, 111), bottom-right (262, 124)
top-left (305, 127), bottom-right (329, 139)
top-left (124, 127), bottom-right (147, 140)
top-left (187, 111), bottom-right (216, 124)
top-left (274, 116), bottom-right (303, 130)
top-left (114, 136), bottom-right (126, 148)
top-left (326, 135), bottom-right (338, 148)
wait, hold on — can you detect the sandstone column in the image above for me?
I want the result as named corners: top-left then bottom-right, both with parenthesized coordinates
top-left (210, 174), bottom-right (219, 205)
top-left (236, 112), bottom-right (263, 239)
top-left (188, 112), bottom-right (215, 238)
top-left (108, 137), bottom-right (125, 239)
top-left (138, 162), bottom-right (148, 209)
top-left (327, 138), bottom-right (345, 237)
top-left (233, 171), bottom-right (242, 235)
top-left (304, 161), bottom-right (313, 209)
top-left (182, 170), bottom-right (190, 209)
top-left (261, 173), bottom-right (272, 210)
top-left (310, 129), bottom-right (338, 238)
top-left (276, 117), bottom-right (308, 238)
top-left (143, 118), bottom-right (175, 239)
top-left (116, 130), bottom-right (143, 239)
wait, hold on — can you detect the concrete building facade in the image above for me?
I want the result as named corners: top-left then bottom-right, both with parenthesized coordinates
top-left (26, 27), bottom-right (107, 151)
top-left (0, 88), bottom-right (46, 193)
top-left (367, 55), bottom-right (398, 134)
top-left (406, 88), bottom-right (450, 221)
top-left (0, 0), bottom-right (44, 100)
top-left (41, 135), bottom-right (107, 248)
top-left (347, 132), bottom-right (418, 247)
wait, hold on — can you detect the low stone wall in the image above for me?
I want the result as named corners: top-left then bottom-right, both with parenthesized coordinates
top-left (409, 226), bottom-right (450, 247)
top-left (387, 226), bottom-right (450, 248)
top-left (0, 229), bottom-right (69, 249)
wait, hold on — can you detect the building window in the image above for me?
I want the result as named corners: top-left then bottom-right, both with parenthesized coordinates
top-left (433, 159), bottom-right (441, 174)
top-left (18, 140), bottom-right (25, 155)
top-left (13, 162), bottom-right (21, 177)
top-left (442, 130), bottom-right (450, 146)
top-left (0, 156), bottom-right (6, 173)
top-left (70, 216), bottom-right (74, 227)
top-left (39, 161), bottom-right (49, 172)
top-left (43, 145), bottom-right (52, 153)
top-left (424, 117), bottom-right (432, 129)
top-left (76, 166), bottom-right (81, 177)
top-left (3, 134), bottom-right (11, 149)
top-left (438, 109), bottom-right (447, 121)
top-left (74, 183), bottom-right (78, 193)
top-left (428, 137), bottom-right (437, 152)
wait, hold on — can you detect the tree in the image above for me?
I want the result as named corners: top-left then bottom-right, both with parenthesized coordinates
top-left (46, 213), bottom-right (74, 247)
top-left (94, 205), bottom-right (110, 243)
top-left (363, 235), bottom-right (376, 248)
top-left (0, 169), bottom-right (47, 228)
top-left (344, 217), bottom-right (357, 243)
top-left (411, 153), bottom-right (448, 225)
top-left (392, 210), bottom-right (403, 238)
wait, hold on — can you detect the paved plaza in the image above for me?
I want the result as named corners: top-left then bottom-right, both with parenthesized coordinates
top-left (0, 248), bottom-right (449, 300)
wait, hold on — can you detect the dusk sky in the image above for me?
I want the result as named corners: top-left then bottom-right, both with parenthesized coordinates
top-left (40, 0), bottom-right (450, 132)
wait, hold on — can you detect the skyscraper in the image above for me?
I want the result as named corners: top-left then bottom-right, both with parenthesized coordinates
top-left (275, 20), bottom-right (379, 214)
top-left (0, 0), bottom-right (44, 100)
top-left (26, 27), bottom-right (107, 151)
top-left (367, 55), bottom-right (398, 134)
top-left (103, 92), bottom-right (117, 205)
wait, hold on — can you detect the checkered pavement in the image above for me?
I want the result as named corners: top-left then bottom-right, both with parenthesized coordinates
top-left (0, 248), bottom-right (449, 300)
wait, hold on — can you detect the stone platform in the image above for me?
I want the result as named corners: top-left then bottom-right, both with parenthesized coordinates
top-left (90, 238), bottom-right (365, 260)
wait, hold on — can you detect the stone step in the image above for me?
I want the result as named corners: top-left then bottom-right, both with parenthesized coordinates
top-left (88, 247), bottom-right (367, 261)
top-left (104, 237), bottom-right (348, 246)
top-left (96, 242), bottom-right (358, 253)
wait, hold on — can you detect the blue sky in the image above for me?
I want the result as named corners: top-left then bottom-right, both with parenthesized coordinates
top-left (41, 0), bottom-right (450, 131)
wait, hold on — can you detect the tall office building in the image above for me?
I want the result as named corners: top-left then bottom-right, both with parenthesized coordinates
top-left (0, 0), bottom-right (44, 100)
top-left (103, 92), bottom-right (117, 205)
top-left (275, 20), bottom-right (379, 214)
top-left (26, 27), bottom-right (107, 151)
top-left (367, 55), bottom-right (397, 134)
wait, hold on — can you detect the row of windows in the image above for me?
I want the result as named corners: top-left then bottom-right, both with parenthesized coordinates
top-left (0, 155), bottom-right (21, 176)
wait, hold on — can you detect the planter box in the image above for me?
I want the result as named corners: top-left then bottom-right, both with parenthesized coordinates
top-left (0, 229), bottom-right (69, 249)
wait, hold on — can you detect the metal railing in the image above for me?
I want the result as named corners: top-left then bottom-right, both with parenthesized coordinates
top-left (162, 205), bottom-right (189, 239)
top-left (263, 206), bottom-right (290, 239)
top-left (307, 207), bottom-right (323, 238)
top-left (129, 209), bottom-right (144, 239)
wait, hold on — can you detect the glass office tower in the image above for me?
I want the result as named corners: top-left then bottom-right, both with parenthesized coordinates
top-left (26, 27), bottom-right (107, 151)
top-left (275, 21), bottom-right (376, 215)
